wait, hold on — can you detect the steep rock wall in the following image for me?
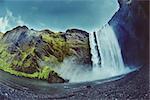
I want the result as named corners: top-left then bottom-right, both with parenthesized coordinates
top-left (109, 0), bottom-right (149, 66)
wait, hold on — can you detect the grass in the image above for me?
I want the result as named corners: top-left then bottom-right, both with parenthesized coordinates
top-left (41, 33), bottom-right (70, 62)
top-left (0, 44), bottom-right (53, 80)
top-left (0, 32), bottom-right (71, 80)
top-left (0, 65), bottom-right (52, 80)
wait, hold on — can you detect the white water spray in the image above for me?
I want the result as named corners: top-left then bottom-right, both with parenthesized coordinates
top-left (89, 31), bottom-right (100, 69)
top-left (92, 24), bottom-right (127, 74)
top-left (55, 24), bottom-right (132, 83)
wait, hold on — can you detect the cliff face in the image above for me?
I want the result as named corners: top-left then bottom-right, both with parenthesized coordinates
top-left (65, 29), bottom-right (91, 64)
top-left (2, 26), bottom-right (91, 65)
top-left (0, 26), bottom-right (91, 82)
top-left (109, 0), bottom-right (149, 66)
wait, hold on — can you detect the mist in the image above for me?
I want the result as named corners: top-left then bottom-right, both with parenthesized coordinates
top-left (53, 57), bottom-right (133, 83)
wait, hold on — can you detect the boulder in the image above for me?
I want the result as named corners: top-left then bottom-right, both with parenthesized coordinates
top-left (48, 71), bottom-right (66, 83)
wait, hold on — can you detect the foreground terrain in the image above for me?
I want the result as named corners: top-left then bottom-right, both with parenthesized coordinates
top-left (0, 65), bottom-right (149, 99)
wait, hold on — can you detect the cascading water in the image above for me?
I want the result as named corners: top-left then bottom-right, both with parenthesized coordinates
top-left (89, 31), bottom-right (100, 69)
top-left (55, 24), bottom-right (132, 83)
top-left (91, 24), bottom-right (127, 75)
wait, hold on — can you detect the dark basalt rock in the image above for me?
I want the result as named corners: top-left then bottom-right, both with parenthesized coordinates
top-left (65, 29), bottom-right (92, 64)
top-left (40, 29), bottom-right (55, 34)
top-left (3, 26), bottom-right (29, 43)
top-left (66, 29), bottom-right (89, 37)
top-left (109, 0), bottom-right (149, 66)
top-left (48, 71), bottom-right (66, 83)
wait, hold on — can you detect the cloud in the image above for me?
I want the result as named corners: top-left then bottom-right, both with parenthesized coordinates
top-left (0, 13), bottom-right (9, 33)
top-left (16, 16), bottom-right (25, 25)
top-left (31, 6), bottom-right (38, 11)
top-left (0, 9), bottom-right (26, 33)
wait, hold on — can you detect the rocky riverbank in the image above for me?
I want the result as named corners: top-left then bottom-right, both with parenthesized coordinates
top-left (0, 65), bottom-right (148, 99)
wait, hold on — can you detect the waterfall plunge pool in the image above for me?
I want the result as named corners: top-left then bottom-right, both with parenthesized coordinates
top-left (54, 24), bottom-right (138, 83)
top-left (0, 24), bottom-right (138, 93)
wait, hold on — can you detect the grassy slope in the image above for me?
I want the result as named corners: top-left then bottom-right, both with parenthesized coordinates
top-left (0, 43), bottom-right (55, 80)
top-left (0, 31), bottom-right (71, 80)
top-left (0, 31), bottom-right (89, 80)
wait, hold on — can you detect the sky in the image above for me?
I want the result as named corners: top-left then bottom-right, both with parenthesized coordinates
top-left (0, 0), bottom-right (119, 33)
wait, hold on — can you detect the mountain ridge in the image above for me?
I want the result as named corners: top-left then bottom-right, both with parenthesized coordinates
top-left (0, 25), bottom-right (91, 83)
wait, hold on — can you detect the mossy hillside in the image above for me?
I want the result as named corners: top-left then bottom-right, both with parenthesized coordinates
top-left (0, 27), bottom-right (91, 82)
top-left (41, 33), bottom-right (70, 62)
top-left (0, 43), bottom-right (56, 80)
top-left (66, 35), bottom-right (91, 64)
top-left (0, 31), bottom-right (70, 80)
top-left (9, 43), bottom-right (39, 74)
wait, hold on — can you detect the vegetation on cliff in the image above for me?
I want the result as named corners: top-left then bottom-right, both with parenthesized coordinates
top-left (0, 26), bottom-right (91, 83)
top-left (0, 43), bottom-right (53, 80)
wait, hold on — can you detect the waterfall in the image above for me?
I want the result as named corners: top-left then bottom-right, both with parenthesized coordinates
top-left (90, 24), bottom-right (126, 75)
top-left (89, 32), bottom-right (100, 69)
top-left (55, 24), bottom-right (132, 83)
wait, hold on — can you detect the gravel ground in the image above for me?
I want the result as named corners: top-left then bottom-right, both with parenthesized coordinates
top-left (0, 65), bottom-right (149, 100)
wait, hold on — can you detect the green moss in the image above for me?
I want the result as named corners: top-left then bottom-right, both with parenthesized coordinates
top-left (43, 55), bottom-right (59, 64)
top-left (41, 33), bottom-right (70, 62)
top-left (0, 57), bottom-right (53, 80)
top-left (38, 66), bottom-right (52, 79)
top-left (0, 43), bottom-right (53, 80)
top-left (0, 31), bottom-right (72, 80)
top-left (0, 65), bottom-right (52, 80)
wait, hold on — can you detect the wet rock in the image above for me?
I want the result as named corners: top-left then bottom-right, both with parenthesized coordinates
top-left (109, 0), bottom-right (149, 66)
top-left (65, 29), bottom-right (92, 64)
top-left (48, 71), bottom-right (66, 83)
top-left (86, 85), bottom-right (92, 89)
